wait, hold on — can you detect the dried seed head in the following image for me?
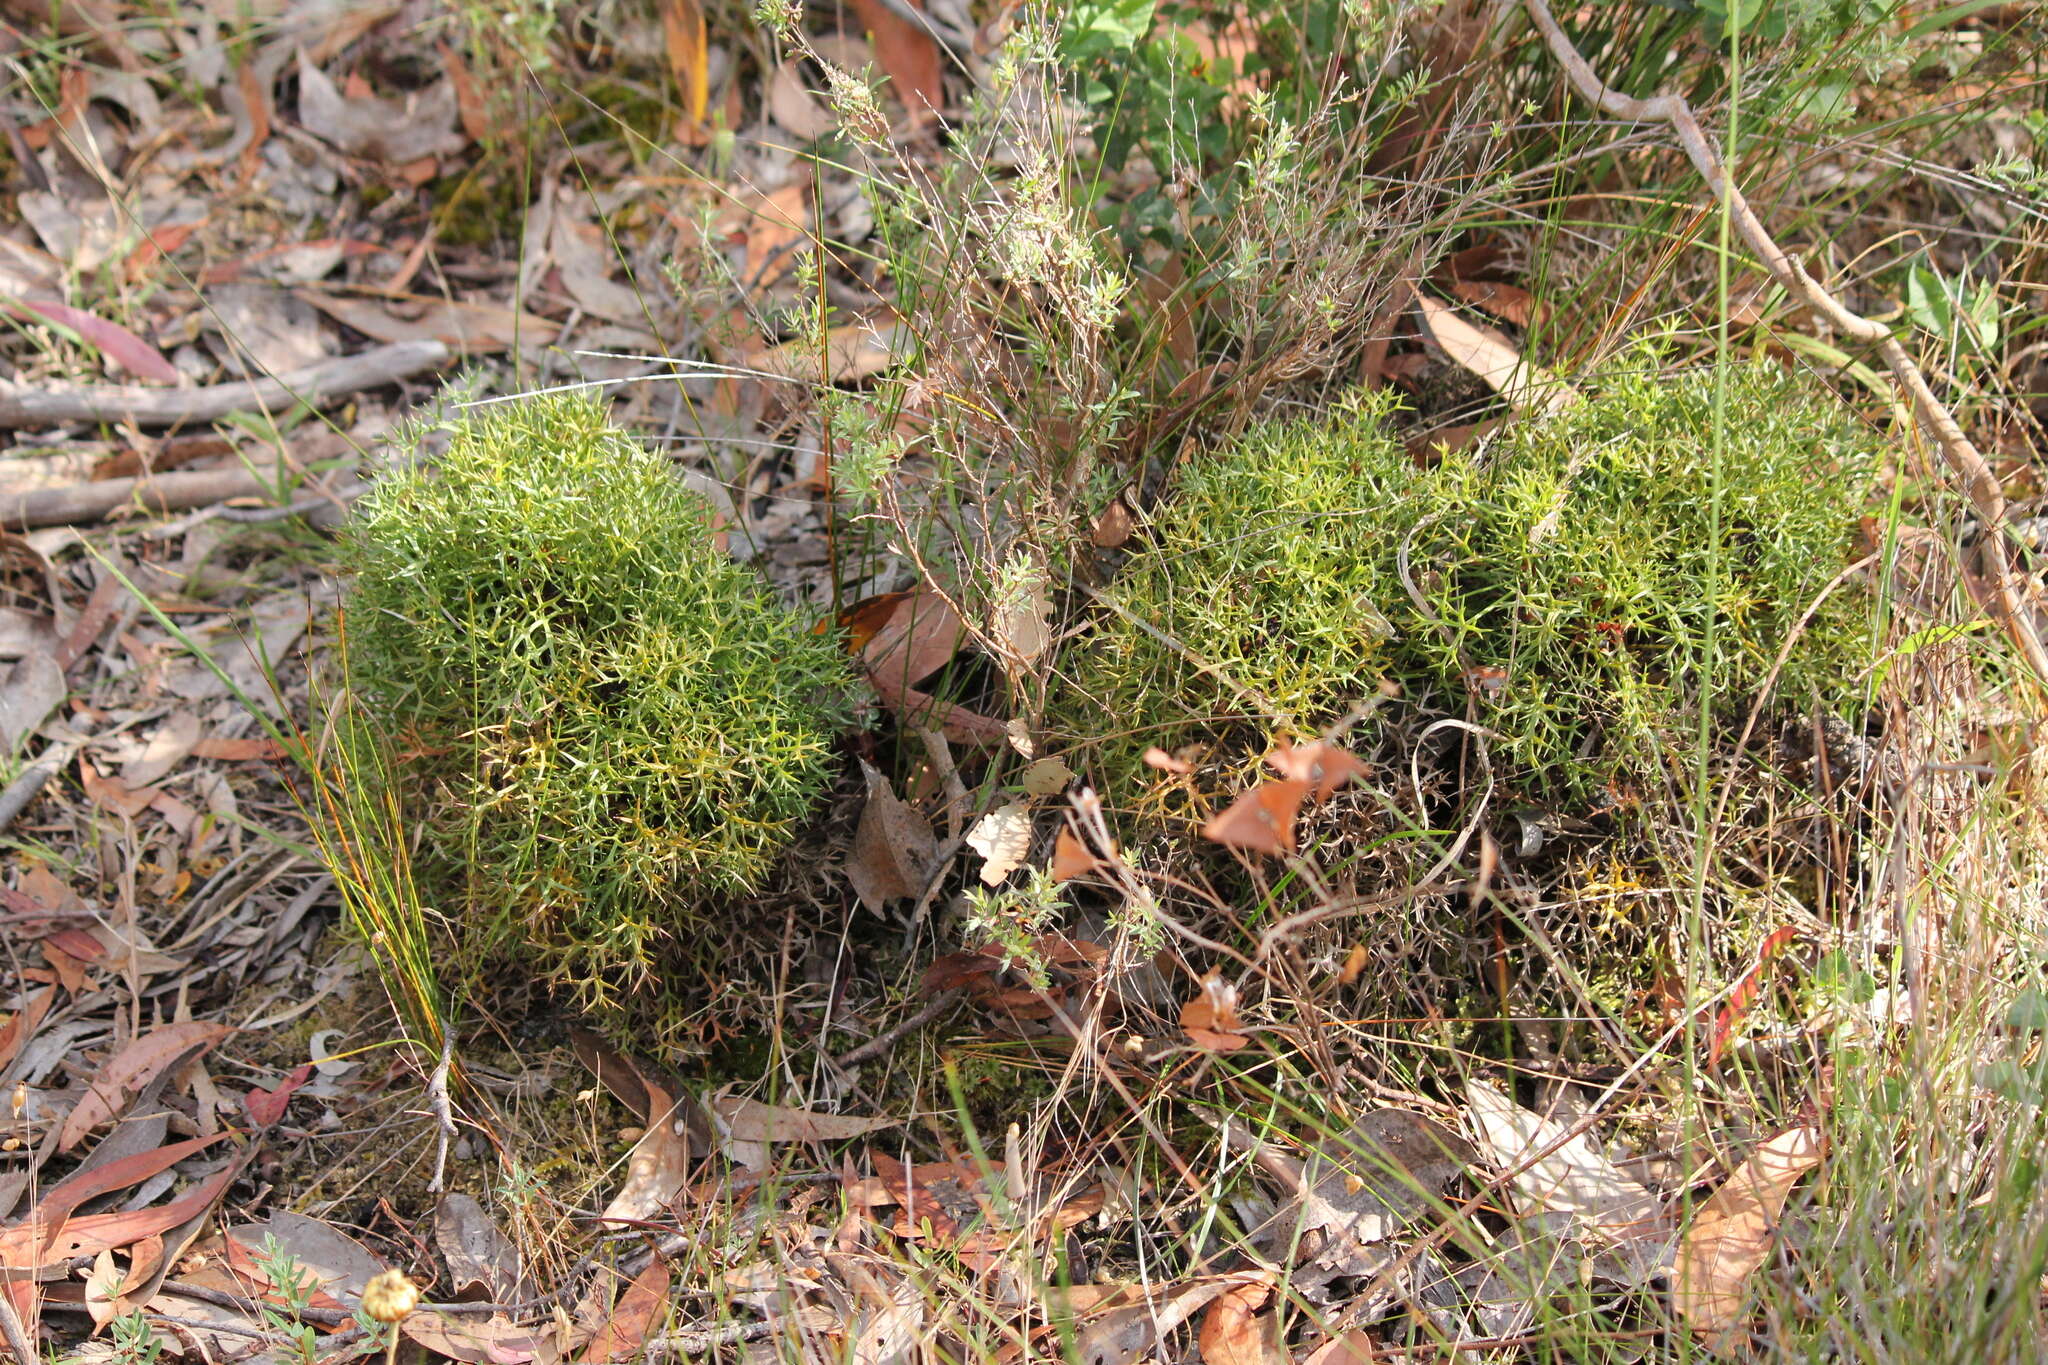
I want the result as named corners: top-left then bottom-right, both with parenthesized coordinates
top-left (363, 1269), bottom-right (420, 1323)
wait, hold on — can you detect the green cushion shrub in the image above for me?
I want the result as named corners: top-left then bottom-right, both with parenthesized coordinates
top-left (339, 392), bottom-right (854, 1018)
top-left (1060, 349), bottom-right (1874, 806)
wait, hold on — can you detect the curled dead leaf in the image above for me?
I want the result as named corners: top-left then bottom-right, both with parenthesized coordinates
top-left (1673, 1126), bottom-right (1824, 1351)
top-left (1201, 779), bottom-right (1308, 857)
top-left (845, 762), bottom-right (936, 912)
top-left (1264, 739), bottom-right (1365, 802)
top-left (1180, 970), bottom-right (1250, 1052)
top-left (1414, 291), bottom-right (1577, 417)
top-left (966, 801), bottom-right (1033, 885)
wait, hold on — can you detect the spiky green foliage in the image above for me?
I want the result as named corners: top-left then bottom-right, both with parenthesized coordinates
top-left (339, 392), bottom-right (854, 1018)
top-left (1062, 349), bottom-right (1873, 803)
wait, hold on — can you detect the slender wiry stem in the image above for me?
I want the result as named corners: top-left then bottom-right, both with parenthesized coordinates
top-left (1522, 0), bottom-right (2048, 682)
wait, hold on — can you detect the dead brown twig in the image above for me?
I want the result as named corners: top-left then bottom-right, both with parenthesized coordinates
top-left (1521, 0), bottom-right (2048, 683)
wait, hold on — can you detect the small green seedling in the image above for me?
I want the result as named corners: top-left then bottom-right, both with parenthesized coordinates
top-left (339, 391), bottom-right (854, 1027)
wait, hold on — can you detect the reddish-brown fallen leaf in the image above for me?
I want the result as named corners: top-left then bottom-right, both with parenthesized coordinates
top-left (1264, 739), bottom-right (1365, 802)
top-left (0, 985), bottom-right (54, 1071)
top-left (17, 1132), bottom-right (232, 1264)
top-left (847, 0), bottom-right (944, 127)
top-left (580, 1258), bottom-right (671, 1363)
top-left (1050, 825), bottom-right (1104, 883)
top-left (1673, 1127), bottom-right (1824, 1350)
top-left (601, 1075), bottom-right (697, 1225)
top-left (58, 1021), bottom-right (235, 1151)
top-left (190, 736), bottom-right (291, 762)
top-left (1448, 277), bottom-right (1545, 329)
top-left (4, 1164), bottom-right (239, 1270)
top-left (122, 220), bottom-right (202, 284)
top-left (708, 1096), bottom-right (898, 1144)
top-left (846, 762), bottom-right (936, 912)
top-left (1180, 970), bottom-right (1250, 1052)
top-left (743, 316), bottom-right (900, 381)
top-left (40, 938), bottom-right (92, 994)
top-left (8, 299), bottom-right (177, 382)
top-left (298, 289), bottom-right (558, 352)
top-left (867, 670), bottom-right (1006, 746)
top-left (1198, 1277), bottom-right (1282, 1365)
top-left (851, 588), bottom-right (965, 691)
top-left (1201, 779), bottom-right (1309, 856)
top-left (78, 757), bottom-right (158, 819)
top-left (245, 1063), bottom-right (313, 1128)
top-left (403, 1312), bottom-right (542, 1364)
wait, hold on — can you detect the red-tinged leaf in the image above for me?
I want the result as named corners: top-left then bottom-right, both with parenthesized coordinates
top-left (923, 950), bottom-right (1001, 994)
top-left (59, 1021), bottom-right (235, 1152)
top-left (190, 735), bottom-right (291, 762)
top-left (1672, 1127), bottom-right (1824, 1349)
top-left (77, 757), bottom-right (157, 820)
top-left (847, 0), bottom-right (944, 127)
top-left (1448, 277), bottom-right (1545, 329)
top-left (1200, 779), bottom-right (1309, 857)
top-left (1708, 926), bottom-right (1805, 1068)
top-left (0, 986), bottom-right (55, 1072)
top-left (44, 928), bottom-right (104, 961)
top-left (40, 939), bottom-right (91, 995)
top-left (601, 1076), bottom-right (695, 1225)
top-left (846, 762), bottom-right (936, 913)
top-left (27, 1132), bottom-right (232, 1258)
top-left (1050, 825), bottom-right (1104, 883)
top-left (1264, 739), bottom-right (1366, 802)
top-left (122, 220), bottom-right (201, 284)
top-left (0, 1164), bottom-right (239, 1271)
top-left (246, 1064), bottom-right (314, 1128)
top-left (867, 671), bottom-right (1007, 746)
top-left (403, 1312), bottom-right (543, 1364)
top-left (9, 298), bottom-right (178, 382)
top-left (438, 43), bottom-right (490, 146)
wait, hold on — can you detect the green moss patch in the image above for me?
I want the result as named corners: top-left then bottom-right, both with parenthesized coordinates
top-left (1060, 349), bottom-right (1874, 806)
top-left (339, 392), bottom-right (855, 1025)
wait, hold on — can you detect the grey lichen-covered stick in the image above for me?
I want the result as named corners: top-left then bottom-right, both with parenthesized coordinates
top-left (0, 339), bottom-right (449, 429)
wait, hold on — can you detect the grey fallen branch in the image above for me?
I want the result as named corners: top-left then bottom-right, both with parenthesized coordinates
top-left (1522, 0), bottom-right (2048, 682)
top-left (0, 338), bottom-right (448, 429)
top-left (6, 466), bottom-right (277, 529)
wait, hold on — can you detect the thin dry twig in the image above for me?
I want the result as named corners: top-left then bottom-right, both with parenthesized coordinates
top-left (1520, 0), bottom-right (2048, 682)
top-left (830, 988), bottom-right (963, 1069)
